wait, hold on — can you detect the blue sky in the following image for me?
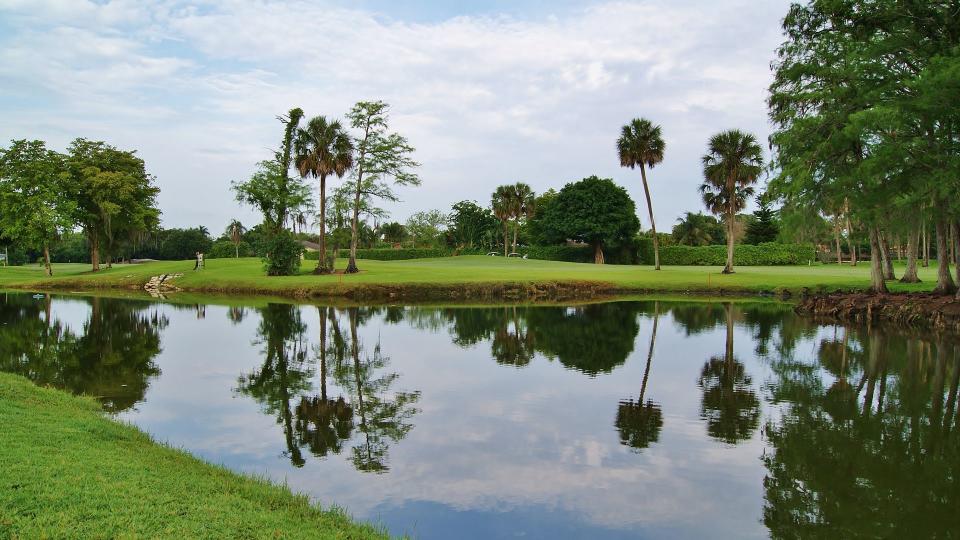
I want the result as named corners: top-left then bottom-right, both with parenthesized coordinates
top-left (0, 0), bottom-right (793, 234)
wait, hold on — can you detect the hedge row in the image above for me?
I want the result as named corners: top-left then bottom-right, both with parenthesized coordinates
top-left (655, 242), bottom-right (816, 266)
top-left (304, 248), bottom-right (449, 261)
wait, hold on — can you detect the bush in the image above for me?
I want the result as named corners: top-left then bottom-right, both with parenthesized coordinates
top-left (263, 231), bottom-right (303, 276)
top-left (208, 240), bottom-right (252, 259)
top-left (654, 242), bottom-right (815, 266)
top-left (335, 248), bottom-right (448, 261)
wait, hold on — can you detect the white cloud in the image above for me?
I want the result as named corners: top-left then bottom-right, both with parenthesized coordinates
top-left (0, 0), bottom-right (792, 231)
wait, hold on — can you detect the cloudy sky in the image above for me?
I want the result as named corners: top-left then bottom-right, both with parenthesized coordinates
top-left (0, 0), bottom-right (792, 234)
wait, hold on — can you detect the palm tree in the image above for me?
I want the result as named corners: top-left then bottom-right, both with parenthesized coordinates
top-left (511, 182), bottom-right (534, 253)
top-left (700, 130), bottom-right (764, 274)
top-left (491, 186), bottom-right (514, 256)
top-left (617, 118), bottom-right (666, 270)
top-left (673, 212), bottom-right (722, 246)
top-left (295, 116), bottom-right (354, 274)
top-left (227, 219), bottom-right (246, 258)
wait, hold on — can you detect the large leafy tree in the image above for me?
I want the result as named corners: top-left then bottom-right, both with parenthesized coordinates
top-left (700, 130), bottom-right (764, 274)
top-left (64, 139), bottom-right (160, 271)
top-left (0, 140), bottom-right (74, 276)
top-left (344, 101), bottom-right (420, 274)
top-left (617, 118), bottom-right (666, 269)
top-left (449, 200), bottom-right (498, 250)
top-left (538, 176), bottom-right (640, 264)
top-left (405, 210), bottom-right (448, 248)
top-left (294, 115), bottom-right (353, 274)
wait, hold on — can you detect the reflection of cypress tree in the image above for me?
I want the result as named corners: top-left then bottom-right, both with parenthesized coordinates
top-left (0, 294), bottom-right (165, 412)
top-left (697, 303), bottom-right (760, 444)
top-left (615, 301), bottom-right (663, 451)
top-left (334, 307), bottom-right (420, 473)
top-left (818, 329), bottom-right (857, 422)
top-left (236, 303), bottom-right (312, 467)
top-left (294, 307), bottom-right (354, 458)
top-left (763, 333), bottom-right (960, 538)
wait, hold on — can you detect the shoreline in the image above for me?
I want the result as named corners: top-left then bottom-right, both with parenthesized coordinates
top-left (796, 292), bottom-right (960, 332)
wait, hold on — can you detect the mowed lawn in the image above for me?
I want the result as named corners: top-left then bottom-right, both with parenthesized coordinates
top-left (0, 255), bottom-right (940, 295)
top-left (0, 372), bottom-right (386, 539)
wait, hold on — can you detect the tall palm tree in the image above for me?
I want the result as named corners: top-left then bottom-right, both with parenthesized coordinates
top-left (227, 219), bottom-right (246, 258)
top-left (295, 116), bottom-right (354, 274)
top-left (617, 118), bottom-right (666, 270)
top-left (700, 130), bottom-right (764, 274)
top-left (511, 182), bottom-right (534, 253)
top-left (491, 186), bottom-right (514, 256)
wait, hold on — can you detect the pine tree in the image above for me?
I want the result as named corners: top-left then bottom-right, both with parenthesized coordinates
top-left (745, 196), bottom-right (779, 245)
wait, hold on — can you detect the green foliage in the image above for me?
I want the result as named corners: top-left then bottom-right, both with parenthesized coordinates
top-left (50, 232), bottom-right (90, 263)
top-left (209, 239), bottom-right (252, 259)
top-left (673, 212), bottom-right (726, 246)
top-left (656, 243), bottom-right (815, 266)
top-left (745, 197), bottom-right (780, 245)
top-left (156, 228), bottom-right (213, 260)
top-left (379, 222), bottom-right (407, 244)
top-left (449, 200), bottom-right (498, 249)
top-left (405, 210), bottom-right (448, 247)
top-left (331, 248), bottom-right (448, 261)
top-left (263, 230), bottom-right (303, 276)
top-left (65, 138), bottom-right (161, 267)
top-left (233, 160), bottom-right (311, 235)
top-left (0, 140), bottom-right (75, 272)
top-left (536, 176), bottom-right (640, 262)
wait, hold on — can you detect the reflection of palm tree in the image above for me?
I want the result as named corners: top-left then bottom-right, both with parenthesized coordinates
top-left (227, 306), bottom-right (246, 325)
top-left (697, 303), bottom-right (760, 444)
top-left (616, 301), bottom-right (663, 451)
top-left (492, 307), bottom-right (535, 367)
top-left (294, 306), bottom-right (354, 458)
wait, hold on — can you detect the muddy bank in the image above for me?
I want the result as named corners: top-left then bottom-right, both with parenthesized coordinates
top-left (796, 292), bottom-right (960, 332)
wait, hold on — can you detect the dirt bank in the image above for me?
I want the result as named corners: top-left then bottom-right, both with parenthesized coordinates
top-left (796, 292), bottom-right (960, 332)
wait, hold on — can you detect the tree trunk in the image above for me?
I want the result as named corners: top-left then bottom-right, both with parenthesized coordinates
top-left (933, 217), bottom-right (957, 295)
top-left (43, 243), bottom-right (52, 277)
top-left (319, 307), bottom-right (328, 401)
top-left (844, 200), bottom-right (856, 266)
top-left (593, 242), bottom-right (605, 265)
top-left (879, 231), bottom-right (895, 280)
top-left (502, 222), bottom-right (509, 257)
top-left (512, 220), bottom-right (518, 254)
top-left (834, 219), bottom-right (843, 265)
top-left (900, 226), bottom-right (921, 283)
top-left (346, 171), bottom-right (362, 274)
top-left (639, 165), bottom-right (660, 270)
top-left (922, 221), bottom-right (930, 267)
top-left (868, 227), bottom-right (888, 294)
top-left (315, 174), bottom-right (331, 274)
top-left (89, 232), bottom-right (100, 272)
top-left (953, 220), bottom-right (960, 286)
top-left (723, 212), bottom-right (735, 274)
top-left (638, 301), bottom-right (659, 403)
top-left (724, 302), bottom-right (734, 365)
top-left (234, 242), bottom-right (239, 258)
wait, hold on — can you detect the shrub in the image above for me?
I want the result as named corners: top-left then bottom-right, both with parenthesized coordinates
top-left (655, 242), bottom-right (815, 266)
top-left (336, 248), bottom-right (448, 260)
top-left (208, 239), bottom-right (252, 259)
top-left (263, 231), bottom-right (303, 276)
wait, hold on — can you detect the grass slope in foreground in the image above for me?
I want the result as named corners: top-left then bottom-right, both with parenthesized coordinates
top-left (0, 255), bottom-right (939, 297)
top-left (0, 373), bottom-right (386, 539)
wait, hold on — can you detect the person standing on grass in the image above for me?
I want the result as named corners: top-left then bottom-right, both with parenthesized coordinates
top-left (194, 251), bottom-right (200, 271)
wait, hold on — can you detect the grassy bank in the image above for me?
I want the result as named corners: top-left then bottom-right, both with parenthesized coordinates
top-left (0, 373), bottom-right (386, 539)
top-left (0, 255), bottom-right (940, 300)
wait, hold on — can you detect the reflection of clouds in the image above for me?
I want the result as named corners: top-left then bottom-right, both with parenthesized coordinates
top-left (106, 302), bottom-right (784, 538)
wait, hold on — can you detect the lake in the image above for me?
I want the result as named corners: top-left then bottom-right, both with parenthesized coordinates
top-left (1, 292), bottom-right (957, 539)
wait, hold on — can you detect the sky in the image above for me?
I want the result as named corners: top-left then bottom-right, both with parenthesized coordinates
top-left (0, 0), bottom-right (793, 235)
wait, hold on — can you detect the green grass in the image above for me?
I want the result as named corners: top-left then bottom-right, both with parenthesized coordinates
top-left (0, 255), bottom-right (940, 298)
top-left (0, 372), bottom-right (386, 539)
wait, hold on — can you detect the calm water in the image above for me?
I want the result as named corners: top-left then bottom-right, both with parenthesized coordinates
top-left (2, 292), bottom-right (958, 538)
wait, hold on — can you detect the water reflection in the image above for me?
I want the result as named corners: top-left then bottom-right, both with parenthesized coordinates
top-left (615, 301), bottom-right (663, 452)
top-left (763, 328), bottom-right (960, 538)
top-left (697, 303), bottom-right (760, 445)
top-left (3, 293), bottom-right (960, 538)
top-left (0, 294), bottom-right (165, 411)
